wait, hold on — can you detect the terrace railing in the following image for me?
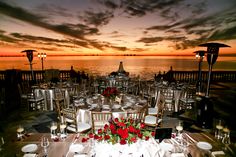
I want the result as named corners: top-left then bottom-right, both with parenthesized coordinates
top-left (0, 70), bottom-right (236, 85)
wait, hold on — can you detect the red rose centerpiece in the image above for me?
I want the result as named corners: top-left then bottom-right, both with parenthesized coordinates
top-left (102, 87), bottom-right (118, 100)
top-left (82, 117), bottom-right (155, 145)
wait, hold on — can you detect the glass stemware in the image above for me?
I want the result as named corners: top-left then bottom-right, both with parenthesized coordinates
top-left (222, 127), bottom-right (231, 145)
top-left (41, 136), bottom-right (49, 156)
top-left (60, 122), bottom-right (67, 139)
top-left (0, 137), bottom-right (4, 151)
top-left (16, 125), bottom-right (24, 140)
top-left (50, 122), bottom-right (58, 139)
top-left (215, 120), bottom-right (223, 140)
top-left (176, 121), bottom-right (183, 137)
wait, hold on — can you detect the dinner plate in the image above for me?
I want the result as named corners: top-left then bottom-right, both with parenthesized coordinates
top-left (197, 141), bottom-right (212, 150)
top-left (113, 104), bottom-right (121, 109)
top-left (21, 144), bottom-right (38, 153)
top-left (102, 105), bottom-right (110, 109)
top-left (70, 144), bottom-right (84, 153)
top-left (23, 154), bottom-right (37, 157)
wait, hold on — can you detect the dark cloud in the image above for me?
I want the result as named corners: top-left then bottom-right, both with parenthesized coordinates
top-left (137, 37), bottom-right (163, 43)
top-left (0, 1), bottom-right (99, 40)
top-left (121, 0), bottom-right (184, 17)
top-left (103, 0), bottom-right (119, 9)
top-left (0, 33), bottom-right (18, 43)
top-left (209, 26), bottom-right (236, 41)
top-left (10, 32), bottom-right (91, 49)
top-left (110, 45), bottom-right (127, 51)
top-left (0, 1), bottom-right (118, 51)
top-left (35, 3), bottom-right (73, 18)
top-left (79, 10), bottom-right (114, 27)
top-left (0, 30), bottom-right (19, 43)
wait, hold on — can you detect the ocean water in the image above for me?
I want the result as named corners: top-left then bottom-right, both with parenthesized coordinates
top-left (1, 56), bottom-right (236, 79)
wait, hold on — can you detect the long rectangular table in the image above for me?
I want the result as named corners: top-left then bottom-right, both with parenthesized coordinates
top-left (1, 132), bottom-right (235, 157)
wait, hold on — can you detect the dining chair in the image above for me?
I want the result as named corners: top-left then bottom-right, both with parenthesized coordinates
top-left (126, 111), bottom-right (144, 122)
top-left (61, 107), bottom-right (91, 133)
top-left (53, 97), bottom-right (64, 121)
top-left (91, 111), bottom-right (113, 133)
top-left (144, 93), bottom-right (165, 128)
top-left (161, 87), bottom-right (175, 111)
top-left (179, 87), bottom-right (196, 110)
top-left (17, 83), bottom-right (31, 110)
top-left (27, 88), bottom-right (45, 111)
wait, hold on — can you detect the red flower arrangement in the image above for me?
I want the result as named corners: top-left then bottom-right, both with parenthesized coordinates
top-left (82, 117), bottom-right (155, 145)
top-left (102, 87), bottom-right (119, 99)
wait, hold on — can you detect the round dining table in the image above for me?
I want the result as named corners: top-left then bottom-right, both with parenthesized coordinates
top-left (74, 94), bottom-right (148, 125)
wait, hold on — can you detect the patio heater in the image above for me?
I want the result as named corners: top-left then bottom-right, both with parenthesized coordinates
top-left (196, 42), bottom-right (230, 129)
top-left (199, 43), bottom-right (230, 97)
top-left (21, 49), bottom-right (37, 82)
top-left (194, 50), bottom-right (206, 95)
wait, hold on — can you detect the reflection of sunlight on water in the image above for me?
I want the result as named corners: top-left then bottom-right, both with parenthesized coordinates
top-left (0, 56), bottom-right (236, 80)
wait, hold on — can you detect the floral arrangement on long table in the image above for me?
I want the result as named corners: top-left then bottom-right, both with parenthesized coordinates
top-left (82, 117), bottom-right (155, 145)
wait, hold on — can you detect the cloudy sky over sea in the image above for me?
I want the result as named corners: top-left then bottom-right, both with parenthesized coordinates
top-left (0, 0), bottom-right (236, 56)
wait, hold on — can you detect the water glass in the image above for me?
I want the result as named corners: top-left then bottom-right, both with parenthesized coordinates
top-left (222, 127), bottom-right (231, 144)
top-left (50, 122), bottom-right (58, 138)
top-left (16, 125), bottom-right (24, 140)
top-left (41, 136), bottom-right (49, 155)
top-left (0, 137), bottom-right (4, 151)
top-left (215, 120), bottom-right (223, 140)
top-left (176, 121), bottom-right (183, 137)
top-left (60, 122), bottom-right (67, 138)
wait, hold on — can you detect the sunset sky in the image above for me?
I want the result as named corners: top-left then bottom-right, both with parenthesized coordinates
top-left (0, 0), bottom-right (236, 56)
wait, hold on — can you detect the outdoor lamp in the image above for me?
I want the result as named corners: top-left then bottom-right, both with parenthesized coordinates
top-left (21, 49), bottom-right (37, 81)
top-left (194, 50), bottom-right (206, 95)
top-left (37, 52), bottom-right (47, 71)
top-left (198, 43), bottom-right (230, 97)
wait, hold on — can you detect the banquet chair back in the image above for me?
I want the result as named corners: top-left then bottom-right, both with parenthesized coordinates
top-left (144, 94), bottom-right (165, 129)
top-left (61, 107), bottom-right (77, 133)
top-left (179, 87), bottom-right (196, 110)
top-left (161, 87), bottom-right (174, 111)
top-left (27, 88), bottom-right (44, 111)
top-left (91, 112), bottom-right (112, 133)
top-left (127, 111), bottom-right (145, 122)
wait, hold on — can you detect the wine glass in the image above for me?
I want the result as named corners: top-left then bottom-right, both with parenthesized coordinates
top-left (0, 137), bottom-right (4, 151)
top-left (16, 125), bottom-right (24, 140)
top-left (41, 136), bottom-right (49, 155)
top-left (50, 122), bottom-right (58, 139)
top-left (215, 119), bottom-right (223, 140)
top-left (60, 122), bottom-right (67, 139)
top-left (176, 121), bottom-right (183, 137)
top-left (222, 127), bottom-right (231, 145)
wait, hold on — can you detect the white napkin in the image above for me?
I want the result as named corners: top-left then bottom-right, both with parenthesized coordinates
top-left (171, 153), bottom-right (185, 157)
top-left (73, 154), bottom-right (87, 157)
top-left (211, 151), bottom-right (225, 157)
top-left (23, 154), bottom-right (37, 157)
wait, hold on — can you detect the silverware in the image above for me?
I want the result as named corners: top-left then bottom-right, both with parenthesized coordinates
top-left (184, 133), bottom-right (197, 144)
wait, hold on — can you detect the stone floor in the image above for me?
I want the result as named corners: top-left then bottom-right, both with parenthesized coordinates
top-left (0, 82), bottom-right (236, 143)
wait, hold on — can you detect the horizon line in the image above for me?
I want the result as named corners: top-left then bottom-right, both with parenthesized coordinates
top-left (0, 53), bottom-right (236, 57)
